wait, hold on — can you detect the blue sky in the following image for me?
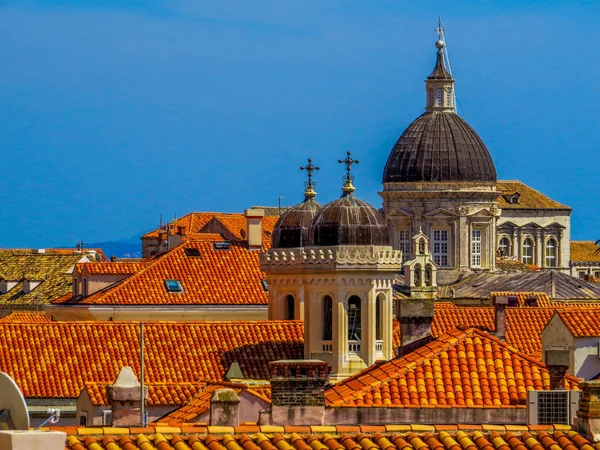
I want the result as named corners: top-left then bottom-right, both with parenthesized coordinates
top-left (0, 1), bottom-right (598, 247)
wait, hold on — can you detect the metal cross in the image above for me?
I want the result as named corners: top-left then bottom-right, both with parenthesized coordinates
top-left (300, 158), bottom-right (320, 189)
top-left (434, 17), bottom-right (446, 40)
top-left (76, 240), bottom-right (87, 251)
top-left (338, 151), bottom-right (359, 183)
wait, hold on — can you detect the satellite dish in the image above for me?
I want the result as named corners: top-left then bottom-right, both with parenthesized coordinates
top-left (0, 372), bottom-right (30, 430)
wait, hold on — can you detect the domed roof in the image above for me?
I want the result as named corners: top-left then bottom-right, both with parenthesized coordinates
top-left (272, 197), bottom-right (321, 248)
top-left (383, 112), bottom-right (497, 183)
top-left (309, 192), bottom-right (389, 247)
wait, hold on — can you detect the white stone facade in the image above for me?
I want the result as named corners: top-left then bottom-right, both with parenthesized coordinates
top-left (261, 245), bottom-right (402, 382)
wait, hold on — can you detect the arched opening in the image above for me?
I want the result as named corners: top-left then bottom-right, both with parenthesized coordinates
top-left (414, 264), bottom-right (422, 286)
top-left (445, 88), bottom-right (452, 107)
top-left (436, 88), bottom-right (443, 106)
top-left (347, 295), bottom-right (361, 341)
top-left (522, 238), bottom-right (534, 265)
top-left (418, 238), bottom-right (426, 255)
top-left (428, 89), bottom-right (434, 107)
top-left (322, 296), bottom-right (333, 341)
top-left (498, 237), bottom-right (510, 257)
top-left (375, 294), bottom-right (385, 341)
top-left (545, 238), bottom-right (557, 267)
top-left (425, 264), bottom-right (433, 286)
top-left (285, 295), bottom-right (295, 320)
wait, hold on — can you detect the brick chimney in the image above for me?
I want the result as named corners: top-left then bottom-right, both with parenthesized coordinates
top-left (244, 209), bottom-right (264, 249)
top-left (269, 360), bottom-right (329, 426)
top-left (576, 380), bottom-right (600, 442)
top-left (209, 388), bottom-right (241, 426)
top-left (106, 366), bottom-right (148, 427)
top-left (544, 348), bottom-right (570, 390)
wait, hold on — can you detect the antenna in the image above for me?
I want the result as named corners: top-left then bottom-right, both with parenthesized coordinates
top-left (277, 196), bottom-right (284, 214)
top-left (0, 371), bottom-right (30, 430)
top-left (434, 17), bottom-right (457, 109)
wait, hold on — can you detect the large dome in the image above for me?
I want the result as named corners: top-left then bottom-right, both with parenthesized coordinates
top-left (309, 193), bottom-right (389, 247)
top-left (383, 112), bottom-right (497, 184)
top-left (272, 197), bottom-right (321, 248)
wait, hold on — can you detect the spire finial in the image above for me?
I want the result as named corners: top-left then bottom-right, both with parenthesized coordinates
top-left (300, 158), bottom-right (320, 199)
top-left (425, 18), bottom-right (455, 112)
top-left (338, 151), bottom-right (359, 195)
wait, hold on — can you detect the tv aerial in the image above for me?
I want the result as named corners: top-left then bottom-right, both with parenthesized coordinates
top-left (0, 372), bottom-right (30, 430)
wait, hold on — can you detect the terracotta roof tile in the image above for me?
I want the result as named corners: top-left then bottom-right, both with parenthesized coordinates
top-left (325, 328), bottom-right (579, 408)
top-left (85, 381), bottom-right (203, 406)
top-left (557, 309), bottom-right (600, 337)
top-left (570, 241), bottom-right (600, 263)
top-left (76, 261), bottom-right (147, 275)
top-left (55, 241), bottom-right (268, 305)
top-left (61, 428), bottom-right (594, 450)
top-left (0, 311), bottom-right (52, 322)
top-left (0, 320), bottom-right (303, 398)
top-left (496, 181), bottom-right (570, 210)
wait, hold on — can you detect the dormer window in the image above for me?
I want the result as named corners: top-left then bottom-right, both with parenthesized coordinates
top-left (510, 192), bottom-right (520, 204)
top-left (164, 279), bottom-right (183, 293)
top-left (0, 280), bottom-right (18, 294)
top-left (23, 280), bottom-right (42, 294)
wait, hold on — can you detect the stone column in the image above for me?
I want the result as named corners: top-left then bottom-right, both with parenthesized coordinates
top-left (364, 287), bottom-right (376, 366)
top-left (535, 231), bottom-right (543, 267)
top-left (333, 284), bottom-right (346, 379)
top-left (458, 214), bottom-right (469, 271)
top-left (383, 285), bottom-right (394, 360)
top-left (296, 285), bottom-right (305, 321)
top-left (513, 229), bottom-right (520, 260)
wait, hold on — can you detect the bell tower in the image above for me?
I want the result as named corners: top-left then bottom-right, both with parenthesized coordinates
top-left (425, 39), bottom-right (455, 113)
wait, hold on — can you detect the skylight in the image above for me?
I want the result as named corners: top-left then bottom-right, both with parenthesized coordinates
top-left (213, 242), bottom-right (231, 250)
top-left (164, 279), bottom-right (183, 293)
top-left (184, 248), bottom-right (201, 257)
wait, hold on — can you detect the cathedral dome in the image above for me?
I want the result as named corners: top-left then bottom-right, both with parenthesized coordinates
top-left (383, 112), bottom-right (497, 183)
top-left (383, 40), bottom-right (497, 184)
top-left (272, 197), bottom-right (321, 248)
top-left (309, 193), bottom-right (389, 247)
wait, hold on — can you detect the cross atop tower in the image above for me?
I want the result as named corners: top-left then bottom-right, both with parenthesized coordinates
top-left (338, 151), bottom-right (359, 194)
top-left (434, 17), bottom-right (445, 41)
top-left (300, 158), bottom-right (320, 199)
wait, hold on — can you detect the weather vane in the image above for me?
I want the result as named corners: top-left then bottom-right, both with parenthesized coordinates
top-left (338, 151), bottom-right (359, 193)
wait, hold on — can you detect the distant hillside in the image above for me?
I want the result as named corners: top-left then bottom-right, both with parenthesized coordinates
top-left (85, 241), bottom-right (142, 259)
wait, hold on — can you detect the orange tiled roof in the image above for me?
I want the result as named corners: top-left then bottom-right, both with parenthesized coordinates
top-left (159, 381), bottom-right (271, 424)
top-left (142, 212), bottom-right (279, 248)
top-left (0, 311), bottom-right (52, 322)
top-left (84, 381), bottom-right (204, 407)
top-left (496, 181), bottom-right (570, 210)
top-left (0, 320), bottom-right (303, 398)
top-left (570, 241), bottom-right (600, 263)
top-left (325, 328), bottom-right (579, 408)
top-left (76, 261), bottom-right (147, 275)
top-left (61, 427), bottom-right (596, 450)
top-left (557, 309), bottom-right (600, 337)
top-left (55, 241), bottom-right (268, 305)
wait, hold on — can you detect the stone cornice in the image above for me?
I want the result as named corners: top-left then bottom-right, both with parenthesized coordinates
top-left (261, 246), bottom-right (402, 272)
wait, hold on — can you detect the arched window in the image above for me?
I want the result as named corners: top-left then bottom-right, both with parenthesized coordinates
top-left (347, 296), bottom-right (361, 341)
top-left (322, 296), bottom-right (333, 341)
top-left (436, 88), bottom-right (443, 106)
top-left (522, 238), bottom-right (533, 265)
top-left (414, 264), bottom-right (422, 286)
top-left (375, 294), bottom-right (385, 341)
top-left (285, 295), bottom-right (295, 320)
top-left (498, 237), bottom-right (510, 257)
top-left (545, 238), bottom-right (557, 267)
top-left (428, 89), bottom-right (434, 107)
top-left (446, 88), bottom-right (452, 107)
top-left (425, 265), bottom-right (433, 286)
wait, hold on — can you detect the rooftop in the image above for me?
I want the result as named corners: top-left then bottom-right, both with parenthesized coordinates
top-left (496, 181), bottom-right (570, 210)
top-left (570, 241), bottom-right (600, 263)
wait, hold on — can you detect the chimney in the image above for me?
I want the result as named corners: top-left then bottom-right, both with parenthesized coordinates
top-left (576, 380), bottom-right (600, 442)
top-left (544, 348), bottom-right (570, 390)
top-left (268, 360), bottom-right (329, 426)
top-left (106, 366), bottom-right (148, 427)
top-left (244, 209), bottom-right (264, 249)
top-left (209, 388), bottom-right (241, 426)
top-left (493, 295), bottom-right (509, 340)
top-left (0, 431), bottom-right (66, 450)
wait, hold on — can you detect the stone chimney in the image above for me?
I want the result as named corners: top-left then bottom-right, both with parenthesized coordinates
top-left (209, 388), bottom-right (241, 426)
top-left (244, 209), bottom-right (264, 249)
top-left (493, 295), bottom-right (509, 340)
top-left (576, 380), bottom-right (600, 442)
top-left (544, 348), bottom-right (570, 390)
top-left (106, 366), bottom-right (148, 427)
top-left (0, 431), bottom-right (66, 450)
top-left (269, 360), bottom-right (329, 426)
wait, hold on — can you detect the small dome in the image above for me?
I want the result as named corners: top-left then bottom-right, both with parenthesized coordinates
top-left (309, 193), bottom-right (389, 246)
top-left (383, 112), bottom-right (497, 183)
top-left (272, 198), bottom-right (321, 248)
